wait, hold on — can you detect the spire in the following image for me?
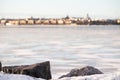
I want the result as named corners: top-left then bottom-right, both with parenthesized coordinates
top-left (86, 13), bottom-right (91, 20)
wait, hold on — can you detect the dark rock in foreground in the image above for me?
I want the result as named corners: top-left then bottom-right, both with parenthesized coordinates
top-left (2, 61), bottom-right (52, 80)
top-left (59, 66), bottom-right (103, 79)
top-left (0, 61), bottom-right (2, 71)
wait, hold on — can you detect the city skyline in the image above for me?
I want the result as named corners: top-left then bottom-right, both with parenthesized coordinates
top-left (0, 0), bottom-right (120, 19)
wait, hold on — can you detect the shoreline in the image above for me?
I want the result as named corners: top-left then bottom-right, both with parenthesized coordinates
top-left (0, 24), bottom-right (120, 28)
top-left (0, 71), bottom-right (120, 80)
top-left (0, 16), bottom-right (120, 26)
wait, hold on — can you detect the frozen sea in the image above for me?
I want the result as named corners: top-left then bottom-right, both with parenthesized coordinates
top-left (0, 25), bottom-right (120, 78)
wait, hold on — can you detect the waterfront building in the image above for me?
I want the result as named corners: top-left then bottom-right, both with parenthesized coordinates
top-left (8, 20), bottom-right (19, 25)
top-left (64, 19), bottom-right (71, 24)
top-left (35, 19), bottom-right (41, 24)
top-left (76, 18), bottom-right (85, 25)
top-left (117, 19), bottom-right (120, 24)
top-left (57, 19), bottom-right (64, 25)
top-left (49, 19), bottom-right (57, 25)
top-left (19, 19), bottom-right (27, 25)
top-left (42, 20), bottom-right (50, 24)
top-left (106, 19), bottom-right (117, 24)
top-left (0, 19), bottom-right (7, 25)
top-left (27, 19), bottom-right (35, 25)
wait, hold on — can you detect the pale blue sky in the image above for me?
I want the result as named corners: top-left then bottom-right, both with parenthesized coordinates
top-left (0, 0), bottom-right (120, 18)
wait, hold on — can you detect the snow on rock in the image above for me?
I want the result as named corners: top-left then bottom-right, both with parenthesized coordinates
top-left (0, 73), bottom-right (45, 80)
top-left (59, 72), bottom-right (120, 80)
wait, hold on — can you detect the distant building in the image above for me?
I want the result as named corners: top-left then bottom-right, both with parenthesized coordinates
top-left (27, 19), bottom-right (35, 25)
top-left (49, 19), bottom-right (57, 24)
top-left (57, 19), bottom-right (64, 25)
top-left (76, 18), bottom-right (85, 25)
top-left (7, 20), bottom-right (19, 25)
top-left (35, 19), bottom-right (41, 24)
top-left (42, 20), bottom-right (50, 24)
top-left (19, 19), bottom-right (27, 25)
top-left (117, 19), bottom-right (120, 24)
top-left (0, 19), bottom-right (7, 25)
top-left (86, 14), bottom-right (91, 20)
top-left (64, 19), bottom-right (71, 24)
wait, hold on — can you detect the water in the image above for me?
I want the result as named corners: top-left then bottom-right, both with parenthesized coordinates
top-left (0, 25), bottom-right (120, 78)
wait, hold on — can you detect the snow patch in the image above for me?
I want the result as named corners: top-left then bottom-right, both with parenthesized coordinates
top-left (0, 72), bottom-right (120, 80)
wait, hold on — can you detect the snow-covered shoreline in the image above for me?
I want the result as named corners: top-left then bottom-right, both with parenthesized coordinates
top-left (0, 72), bottom-right (120, 80)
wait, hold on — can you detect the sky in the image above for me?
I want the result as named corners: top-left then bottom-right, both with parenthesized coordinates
top-left (0, 0), bottom-right (120, 19)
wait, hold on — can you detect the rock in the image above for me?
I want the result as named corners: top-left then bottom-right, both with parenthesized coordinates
top-left (12, 65), bottom-right (29, 74)
top-left (0, 61), bottom-right (2, 71)
top-left (59, 66), bottom-right (103, 79)
top-left (2, 65), bottom-right (29, 74)
top-left (2, 61), bottom-right (52, 79)
top-left (21, 61), bottom-right (52, 79)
